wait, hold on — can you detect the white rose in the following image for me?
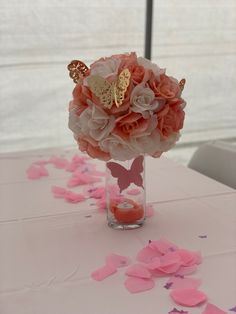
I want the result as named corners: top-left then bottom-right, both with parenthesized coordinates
top-left (68, 108), bottom-right (82, 136)
top-left (130, 83), bottom-right (160, 118)
top-left (131, 130), bottom-right (180, 156)
top-left (100, 134), bottom-right (138, 161)
top-left (137, 57), bottom-right (165, 81)
top-left (78, 103), bottom-right (115, 141)
top-left (89, 58), bottom-right (121, 78)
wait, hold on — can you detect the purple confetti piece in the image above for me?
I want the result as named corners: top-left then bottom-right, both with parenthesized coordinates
top-left (168, 308), bottom-right (188, 314)
top-left (164, 282), bottom-right (173, 289)
top-left (229, 306), bottom-right (236, 312)
top-left (148, 240), bottom-right (152, 244)
top-left (198, 235), bottom-right (207, 238)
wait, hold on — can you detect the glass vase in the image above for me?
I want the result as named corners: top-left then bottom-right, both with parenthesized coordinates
top-left (106, 155), bottom-right (146, 230)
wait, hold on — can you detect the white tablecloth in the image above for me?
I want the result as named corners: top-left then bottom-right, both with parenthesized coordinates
top-left (0, 147), bottom-right (235, 314)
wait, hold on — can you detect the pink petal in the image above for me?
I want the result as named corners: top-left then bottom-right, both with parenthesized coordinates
top-left (146, 204), bottom-right (155, 217)
top-left (124, 277), bottom-right (155, 293)
top-left (51, 186), bottom-right (67, 198)
top-left (90, 187), bottom-right (105, 199)
top-left (66, 162), bottom-right (79, 172)
top-left (136, 246), bottom-right (161, 263)
top-left (170, 288), bottom-right (207, 307)
top-left (148, 238), bottom-right (178, 254)
top-left (49, 156), bottom-right (68, 169)
top-left (158, 252), bottom-right (181, 274)
top-left (96, 197), bottom-right (106, 213)
top-left (125, 264), bottom-right (152, 279)
top-left (202, 303), bottom-right (227, 314)
top-left (166, 277), bottom-right (201, 290)
top-left (39, 165), bottom-right (49, 177)
top-left (91, 170), bottom-right (106, 177)
top-left (26, 165), bottom-right (48, 179)
top-left (176, 265), bottom-right (198, 276)
top-left (72, 154), bottom-right (88, 163)
top-left (177, 249), bottom-right (201, 267)
top-left (91, 264), bottom-right (117, 281)
top-left (106, 253), bottom-right (130, 268)
top-left (64, 191), bottom-right (86, 203)
top-left (127, 188), bottom-right (141, 195)
top-left (146, 257), bottom-right (161, 270)
top-left (68, 172), bottom-right (101, 186)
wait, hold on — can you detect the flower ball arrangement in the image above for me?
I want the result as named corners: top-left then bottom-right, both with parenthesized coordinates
top-left (68, 52), bottom-right (186, 161)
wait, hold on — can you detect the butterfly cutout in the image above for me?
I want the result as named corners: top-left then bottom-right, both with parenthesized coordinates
top-left (67, 60), bottom-right (89, 83)
top-left (179, 78), bottom-right (186, 92)
top-left (106, 155), bottom-right (144, 193)
top-left (87, 68), bottom-right (131, 109)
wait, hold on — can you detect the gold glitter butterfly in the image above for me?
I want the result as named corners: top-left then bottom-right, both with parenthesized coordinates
top-left (179, 78), bottom-right (186, 92)
top-left (87, 68), bottom-right (131, 109)
top-left (67, 60), bottom-right (89, 83)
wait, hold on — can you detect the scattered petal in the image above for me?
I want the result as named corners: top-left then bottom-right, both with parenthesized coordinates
top-left (146, 204), bottom-right (155, 217)
top-left (66, 162), bottom-right (79, 172)
top-left (64, 191), bottom-right (86, 203)
top-left (202, 303), bottom-right (227, 314)
top-left (157, 251), bottom-right (181, 274)
top-left (176, 265), bottom-right (198, 276)
top-left (177, 249), bottom-right (200, 267)
top-left (106, 254), bottom-right (130, 268)
top-left (91, 264), bottom-right (117, 281)
top-left (124, 277), bottom-right (155, 293)
top-left (125, 264), bottom-right (152, 279)
top-left (127, 188), bottom-right (141, 195)
top-left (170, 288), bottom-right (207, 307)
top-left (96, 197), bottom-right (106, 213)
top-left (148, 238), bottom-right (178, 254)
top-left (68, 172), bottom-right (101, 187)
top-left (91, 170), bottom-right (106, 177)
top-left (51, 186), bottom-right (67, 198)
top-left (136, 246), bottom-right (161, 263)
top-left (166, 276), bottom-right (201, 290)
top-left (26, 165), bottom-right (49, 180)
top-left (90, 187), bottom-right (105, 199)
top-left (146, 257), bottom-right (161, 270)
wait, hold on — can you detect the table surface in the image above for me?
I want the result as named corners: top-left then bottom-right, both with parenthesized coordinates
top-left (0, 147), bottom-right (235, 314)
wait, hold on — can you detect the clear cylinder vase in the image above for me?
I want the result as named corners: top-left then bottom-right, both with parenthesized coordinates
top-left (105, 155), bottom-right (146, 230)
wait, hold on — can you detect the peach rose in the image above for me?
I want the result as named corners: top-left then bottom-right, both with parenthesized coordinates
top-left (157, 101), bottom-right (185, 138)
top-left (149, 74), bottom-right (180, 99)
top-left (71, 85), bottom-right (92, 115)
top-left (77, 135), bottom-right (111, 161)
top-left (114, 111), bottom-right (157, 139)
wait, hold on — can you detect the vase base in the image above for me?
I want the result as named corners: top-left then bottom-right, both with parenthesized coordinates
top-left (108, 220), bottom-right (144, 230)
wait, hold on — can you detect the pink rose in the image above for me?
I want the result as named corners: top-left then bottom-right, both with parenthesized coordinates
top-left (157, 100), bottom-right (185, 138)
top-left (114, 111), bottom-right (157, 139)
top-left (149, 74), bottom-right (180, 99)
top-left (77, 135), bottom-right (111, 161)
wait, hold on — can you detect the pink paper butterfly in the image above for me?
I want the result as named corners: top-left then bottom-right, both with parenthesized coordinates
top-left (106, 156), bottom-right (144, 193)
